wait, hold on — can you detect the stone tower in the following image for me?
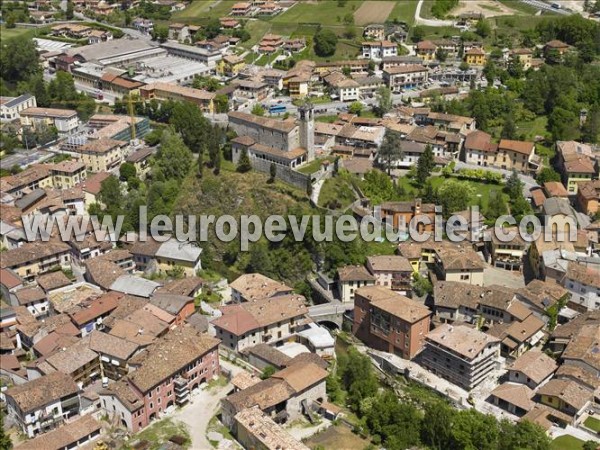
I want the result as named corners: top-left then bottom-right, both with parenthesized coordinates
top-left (298, 103), bottom-right (315, 162)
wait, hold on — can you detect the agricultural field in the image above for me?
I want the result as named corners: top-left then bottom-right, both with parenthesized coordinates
top-left (0, 26), bottom-right (37, 43)
top-left (388, 0), bottom-right (419, 25)
top-left (271, 0), bottom-right (363, 27)
top-left (353, 1), bottom-right (396, 25)
top-left (171, 0), bottom-right (238, 22)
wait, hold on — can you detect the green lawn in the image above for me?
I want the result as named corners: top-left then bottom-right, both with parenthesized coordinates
top-left (389, 0), bottom-right (419, 25)
top-left (172, 0), bottom-right (238, 22)
top-left (584, 416), bottom-right (600, 433)
top-left (0, 26), bottom-right (38, 42)
top-left (318, 175), bottom-right (357, 210)
top-left (297, 156), bottom-right (335, 175)
top-left (271, 1), bottom-right (364, 27)
top-left (135, 418), bottom-right (191, 450)
top-left (550, 435), bottom-right (586, 450)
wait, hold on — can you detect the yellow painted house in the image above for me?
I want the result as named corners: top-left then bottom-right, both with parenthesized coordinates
top-left (464, 47), bottom-right (486, 66)
top-left (217, 54), bottom-right (246, 77)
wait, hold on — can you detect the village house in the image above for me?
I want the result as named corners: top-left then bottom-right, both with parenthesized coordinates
top-left (508, 349), bottom-right (558, 389)
top-left (0, 269), bottom-right (24, 307)
top-left (230, 273), bottom-right (294, 303)
top-left (149, 293), bottom-right (195, 325)
top-left (154, 238), bottom-right (203, 277)
top-left (366, 255), bottom-right (413, 295)
top-left (421, 324), bottom-right (501, 390)
top-left (230, 2), bottom-right (252, 16)
top-left (383, 65), bottom-right (429, 92)
top-left (415, 40), bottom-right (437, 61)
top-left (125, 147), bottom-right (153, 180)
top-left (576, 179), bottom-right (600, 215)
top-left (432, 281), bottom-right (481, 324)
top-left (89, 330), bottom-right (140, 381)
top-left (75, 139), bottom-right (128, 173)
top-left (489, 383), bottom-right (535, 416)
top-left (361, 41), bottom-right (398, 60)
top-left (462, 130), bottom-right (497, 165)
top-left (221, 359), bottom-right (328, 429)
top-left (14, 286), bottom-right (49, 319)
top-left (0, 94), bottom-right (37, 122)
top-left (99, 326), bottom-right (220, 432)
top-left (19, 107), bottom-right (79, 136)
top-left (544, 181), bottom-right (570, 199)
top-left (212, 295), bottom-right (309, 352)
top-left (537, 379), bottom-right (593, 421)
top-left (14, 415), bottom-right (102, 450)
top-left (486, 314), bottom-right (546, 357)
top-left (433, 246), bottom-right (485, 286)
top-left (464, 47), bottom-right (486, 66)
top-left (353, 286), bottom-right (431, 359)
top-left (496, 139), bottom-right (538, 173)
top-left (561, 262), bottom-right (600, 311)
top-left (554, 140), bottom-right (597, 194)
top-left (337, 265), bottom-right (376, 304)
top-left (4, 372), bottom-right (80, 438)
top-left (1, 241), bottom-right (71, 281)
top-left (379, 198), bottom-right (436, 233)
top-left (544, 39), bottom-right (570, 59)
top-left (425, 111), bottom-right (476, 136)
top-left (515, 279), bottom-right (569, 320)
top-left (488, 227), bottom-right (528, 271)
top-left (67, 291), bottom-right (123, 336)
top-left (157, 276), bottom-right (203, 298)
top-left (363, 24), bottom-right (385, 41)
top-left (218, 54), bottom-right (246, 77)
top-left (511, 48), bottom-right (533, 70)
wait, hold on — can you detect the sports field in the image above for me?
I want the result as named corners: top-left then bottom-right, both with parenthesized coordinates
top-left (354, 1), bottom-right (396, 25)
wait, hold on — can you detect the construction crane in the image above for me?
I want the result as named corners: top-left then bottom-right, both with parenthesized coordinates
top-left (128, 92), bottom-right (137, 141)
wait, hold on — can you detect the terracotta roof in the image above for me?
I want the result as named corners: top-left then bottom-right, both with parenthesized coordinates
top-left (20, 107), bottom-right (77, 118)
top-left (546, 39), bottom-right (569, 48)
top-left (231, 371), bottom-right (261, 391)
top-left (563, 153), bottom-right (596, 174)
top-left (230, 273), bottom-right (293, 301)
top-left (516, 279), bottom-right (567, 311)
top-left (464, 130), bottom-right (494, 152)
top-left (356, 286), bottom-right (431, 323)
top-left (561, 323), bottom-right (600, 372)
top-left (537, 379), bottom-right (593, 412)
top-left (416, 40), bottom-right (436, 50)
top-left (244, 343), bottom-right (292, 368)
top-left (128, 326), bottom-right (219, 392)
top-left (530, 188), bottom-right (547, 207)
top-left (15, 415), bottom-right (101, 450)
top-left (426, 324), bottom-right (500, 360)
top-left (435, 247), bottom-right (485, 271)
top-left (157, 276), bottom-right (204, 297)
top-left (577, 180), bottom-right (600, 200)
top-left (32, 332), bottom-right (80, 357)
top-left (36, 271), bottom-right (72, 292)
top-left (367, 255), bottom-right (412, 273)
top-left (44, 336), bottom-right (99, 374)
top-left (85, 258), bottom-right (126, 290)
top-left (67, 291), bottom-right (122, 326)
top-left (490, 383), bottom-right (535, 412)
top-left (129, 237), bottom-right (162, 257)
top-left (565, 262), bottom-right (600, 287)
top-left (228, 111), bottom-right (297, 133)
top-left (5, 372), bottom-right (78, 413)
top-left (498, 139), bottom-right (534, 156)
top-left (509, 349), bottom-right (558, 385)
top-left (272, 362), bottom-right (328, 393)
top-left (0, 268), bottom-right (23, 289)
top-left (521, 405), bottom-right (572, 431)
top-left (78, 138), bottom-right (126, 154)
top-left (338, 265), bottom-right (376, 282)
top-left (433, 281), bottom-right (483, 310)
top-left (99, 379), bottom-right (144, 412)
top-left (384, 64), bottom-right (428, 75)
top-left (89, 330), bottom-right (139, 360)
top-left (1, 241), bottom-right (70, 269)
top-left (15, 286), bottom-right (46, 305)
top-left (78, 171), bottom-right (111, 195)
top-left (149, 293), bottom-right (193, 316)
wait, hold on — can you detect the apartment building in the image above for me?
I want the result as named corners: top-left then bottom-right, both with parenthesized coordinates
top-left (99, 326), bottom-right (220, 432)
top-left (1, 241), bottom-right (71, 281)
top-left (383, 65), bottom-right (429, 92)
top-left (75, 139), bottom-right (127, 173)
top-left (139, 82), bottom-right (215, 114)
top-left (353, 286), bottom-right (431, 359)
top-left (361, 41), bottom-right (397, 60)
top-left (4, 372), bottom-right (80, 438)
top-left (230, 273), bottom-right (294, 303)
top-left (366, 255), bottom-right (413, 295)
top-left (464, 47), bottom-right (486, 65)
top-left (50, 160), bottom-right (87, 189)
top-left (433, 246), bottom-right (485, 286)
top-left (14, 415), bottom-right (101, 450)
top-left (489, 227), bottom-right (528, 271)
top-left (212, 295), bottom-right (309, 352)
top-left (421, 324), bottom-right (501, 390)
top-left (0, 94), bottom-right (37, 122)
top-left (20, 107), bottom-right (79, 136)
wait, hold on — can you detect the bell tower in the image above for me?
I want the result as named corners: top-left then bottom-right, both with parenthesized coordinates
top-left (298, 103), bottom-right (315, 162)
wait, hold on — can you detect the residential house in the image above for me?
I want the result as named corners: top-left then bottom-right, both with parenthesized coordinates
top-left (230, 273), bottom-right (293, 303)
top-left (432, 281), bottom-right (481, 324)
top-left (75, 139), bottom-right (128, 173)
top-left (487, 314), bottom-right (546, 357)
top-left (544, 40), bottom-right (570, 59)
top-left (337, 265), bottom-right (375, 304)
top-left (464, 47), bottom-right (486, 66)
top-left (462, 130), bottom-right (497, 166)
top-left (379, 198), bottom-right (436, 232)
top-left (561, 262), bottom-right (600, 311)
top-left (425, 111), bottom-right (476, 136)
top-left (510, 48), bottom-right (533, 70)
top-left (78, 171), bottom-right (111, 208)
top-left (221, 359), bottom-right (328, 428)
top-left (489, 227), bottom-right (528, 271)
top-left (67, 291), bottom-right (122, 336)
top-left (14, 287), bottom-right (49, 319)
top-left (20, 107), bottom-right (79, 136)
top-left (332, 78), bottom-right (361, 102)
top-left (154, 238), bottom-right (202, 276)
top-left (0, 94), bottom-right (37, 122)
top-left (4, 372), bottom-right (80, 438)
top-left (0, 241), bottom-right (71, 281)
top-left (421, 324), bottom-right (501, 390)
top-left (212, 295), bottom-right (309, 352)
top-left (544, 181), bottom-right (570, 199)
top-left (363, 24), bottom-right (385, 41)
top-left (537, 379), bottom-right (593, 421)
top-left (99, 326), bottom-right (220, 432)
top-left (383, 65), bottom-right (429, 92)
top-left (129, 238), bottom-right (162, 273)
top-left (508, 349), bottom-right (558, 389)
top-left (157, 276), bottom-right (203, 298)
top-left (0, 269), bottom-right (24, 306)
top-left (14, 415), bottom-right (102, 450)
top-left (415, 40), bottom-right (437, 61)
top-left (489, 383), bottom-right (535, 416)
top-left (515, 279), bottom-right (569, 319)
top-left (555, 141), bottom-right (597, 194)
top-left (366, 255), bottom-right (413, 295)
top-left (218, 54), bottom-right (246, 77)
top-left (496, 139), bottom-right (538, 174)
top-left (89, 330), bottom-right (140, 381)
top-left (353, 286), bottom-right (431, 359)
top-left (149, 293), bottom-right (195, 325)
top-left (230, 2), bottom-right (251, 16)
top-left (361, 41), bottom-right (397, 60)
top-left (576, 180), bottom-right (600, 215)
top-left (433, 246), bottom-right (485, 286)
top-left (126, 147), bottom-right (153, 180)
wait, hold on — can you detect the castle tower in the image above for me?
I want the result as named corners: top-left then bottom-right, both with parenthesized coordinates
top-left (298, 103), bottom-right (315, 162)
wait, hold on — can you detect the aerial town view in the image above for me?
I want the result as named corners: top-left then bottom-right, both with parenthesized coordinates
top-left (0, 0), bottom-right (599, 449)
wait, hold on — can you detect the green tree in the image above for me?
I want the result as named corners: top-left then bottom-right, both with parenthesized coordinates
top-left (269, 162), bottom-right (276, 183)
top-left (583, 441), bottom-right (599, 450)
top-left (486, 190), bottom-right (507, 219)
top-left (416, 144), bottom-right (434, 184)
top-left (536, 167), bottom-right (561, 184)
top-left (375, 86), bottom-right (392, 117)
top-left (214, 94), bottom-right (229, 113)
top-left (437, 179), bottom-right (475, 217)
top-left (548, 106), bottom-right (579, 141)
top-left (151, 24), bottom-right (169, 42)
top-left (501, 114), bottom-right (517, 139)
top-left (411, 26), bottom-right (426, 42)
top-left (413, 272), bottom-right (433, 296)
top-left (251, 103), bottom-right (265, 116)
top-left (452, 409), bottom-right (499, 450)
top-left (436, 48), bottom-right (448, 62)
top-left (421, 402), bottom-right (453, 450)
top-left (0, 410), bottom-right (13, 450)
top-left (261, 365), bottom-right (276, 379)
top-left (459, 61), bottom-right (470, 71)
top-left (498, 419), bottom-right (551, 450)
top-left (98, 175), bottom-right (123, 217)
top-left (504, 170), bottom-right (523, 198)
top-left (476, 19), bottom-right (492, 38)
top-left (343, 12), bottom-right (354, 25)
top-left (314, 28), bottom-right (338, 57)
top-left (340, 347), bottom-right (379, 410)
top-left (1, 38), bottom-right (40, 83)
top-left (483, 59), bottom-right (497, 85)
top-left (378, 130), bottom-right (402, 175)
top-left (66, 0), bottom-right (74, 19)
top-left (170, 101), bottom-right (210, 152)
top-left (348, 101), bottom-right (363, 115)
top-left (5, 13), bottom-right (16, 28)
top-left (237, 148), bottom-right (252, 173)
top-left (119, 162), bottom-right (137, 182)
top-left (154, 130), bottom-right (193, 181)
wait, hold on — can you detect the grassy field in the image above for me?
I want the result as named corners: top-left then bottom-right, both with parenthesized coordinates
top-left (171, 0), bottom-right (237, 22)
top-left (304, 424), bottom-right (371, 450)
top-left (271, 1), bottom-right (364, 26)
top-left (550, 435), bottom-right (586, 450)
top-left (318, 175), bottom-right (357, 209)
top-left (497, 0), bottom-right (541, 14)
top-left (354, 1), bottom-right (396, 26)
top-left (135, 418), bottom-right (191, 450)
top-left (297, 156), bottom-right (335, 175)
top-left (0, 26), bottom-right (38, 42)
top-left (389, 0), bottom-right (419, 25)
top-left (584, 416), bottom-right (600, 433)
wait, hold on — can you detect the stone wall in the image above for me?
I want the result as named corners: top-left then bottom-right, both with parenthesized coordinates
top-left (250, 157), bottom-right (310, 191)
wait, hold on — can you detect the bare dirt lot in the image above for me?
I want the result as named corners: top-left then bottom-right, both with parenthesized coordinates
top-left (452, 0), bottom-right (519, 18)
top-left (304, 424), bottom-right (370, 449)
top-left (354, 1), bottom-right (396, 25)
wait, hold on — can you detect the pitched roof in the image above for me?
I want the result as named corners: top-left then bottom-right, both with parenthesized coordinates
top-left (36, 271), bottom-right (71, 292)
top-left (1, 241), bottom-right (71, 268)
top-left (337, 265), bottom-right (376, 282)
top-left (435, 247), bottom-right (485, 271)
top-left (544, 181), bottom-right (569, 198)
top-left (15, 286), bottom-right (46, 305)
top-left (15, 415), bottom-right (101, 450)
top-left (464, 130), bottom-right (494, 152)
top-left (490, 382), bottom-right (535, 412)
top-left (244, 343), bottom-right (292, 368)
top-left (67, 291), bottom-right (122, 326)
top-left (509, 349), bottom-right (558, 384)
top-left (356, 285), bottom-right (431, 323)
top-left (89, 330), bottom-right (139, 360)
top-left (426, 324), bottom-right (500, 360)
top-left (228, 111), bottom-right (297, 133)
top-left (5, 372), bottom-right (78, 413)
top-left (0, 269), bottom-right (23, 290)
top-left (537, 379), bottom-right (593, 412)
top-left (498, 139), bottom-right (534, 156)
top-left (565, 262), bottom-right (600, 287)
top-left (157, 276), bottom-right (203, 297)
top-left (367, 255), bottom-right (412, 273)
top-left (44, 336), bottom-right (99, 374)
top-left (271, 362), bottom-right (328, 393)
top-left (149, 293), bottom-right (193, 315)
top-left (230, 273), bottom-right (293, 301)
top-left (433, 281), bottom-right (483, 310)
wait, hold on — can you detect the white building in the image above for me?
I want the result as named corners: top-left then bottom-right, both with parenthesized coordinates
top-left (383, 65), bottom-right (429, 92)
top-left (335, 78), bottom-right (361, 102)
top-left (337, 265), bottom-right (375, 303)
top-left (0, 94), bottom-right (37, 122)
top-left (361, 41), bottom-right (397, 60)
top-left (562, 262), bottom-right (600, 311)
top-left (20, 107), bottom-right (79, 136)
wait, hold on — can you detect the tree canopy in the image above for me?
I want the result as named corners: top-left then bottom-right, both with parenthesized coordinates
top-left (313, 28), bottom-right (338, 57)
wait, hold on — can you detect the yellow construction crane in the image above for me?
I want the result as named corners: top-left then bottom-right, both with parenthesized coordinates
top-left (128, 92), bottom-right (136, 141)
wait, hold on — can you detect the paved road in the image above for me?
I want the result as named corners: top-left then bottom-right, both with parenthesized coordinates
top-left (414, 0), bottom-right (455, 27)
top-left (520, 0), bottom-right (572, 15)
